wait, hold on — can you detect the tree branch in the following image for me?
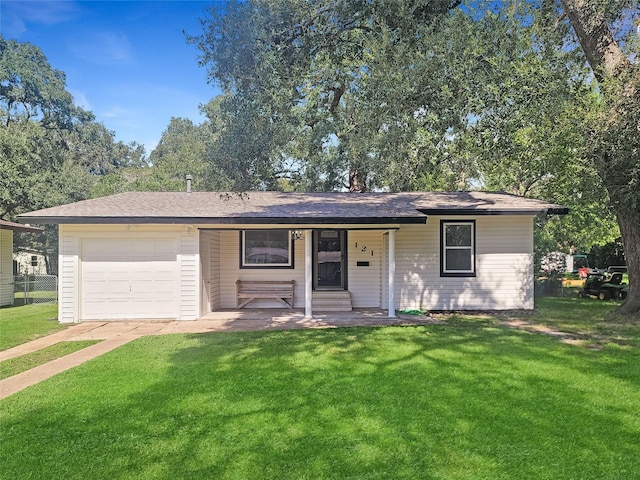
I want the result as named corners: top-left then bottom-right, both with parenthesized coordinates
top-left (560, 0), bottom-right (628, 82)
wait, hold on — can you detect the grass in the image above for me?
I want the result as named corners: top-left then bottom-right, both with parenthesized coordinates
top-left (0, 341), bottom-right (99, 380)
top-left (0, 303), bottom-right (63, 351)
top-left (1, 297), bottom-right (639, 479)
top-left (534, 291), bottom-right (640, 346)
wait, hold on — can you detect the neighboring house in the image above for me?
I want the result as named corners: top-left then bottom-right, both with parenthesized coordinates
top-left (18, 191), bottom-right (567, 323)
top-left (13, 250), bottom-right (48, 276)
top-left (0, 219), bottom-right (43, 307)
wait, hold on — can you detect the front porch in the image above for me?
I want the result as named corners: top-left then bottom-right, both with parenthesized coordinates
top-left (200, 227), bottom-right (398, 318)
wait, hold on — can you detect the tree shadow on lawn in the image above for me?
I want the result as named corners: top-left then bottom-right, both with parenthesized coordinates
top-left (2, 325), bottom-right (639, 480)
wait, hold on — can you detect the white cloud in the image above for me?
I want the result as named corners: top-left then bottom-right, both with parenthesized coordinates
top-left (68, 31), bottom-right (135, 65)
top-left (0, 0), bottom-right (79, 37)
top-left (101, 105), bottom-right (134, 121)
top-left (69, 89), bottom-right (90, 110)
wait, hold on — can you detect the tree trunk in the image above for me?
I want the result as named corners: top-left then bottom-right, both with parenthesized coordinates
top-left (560, 0), bottom-right (627, 82)
top-left (560, 0), bottom-right (640, 317)
top-left (349, 167), bottom-right (367, 192)
top-left (617, 208), bottom-right (640, 316)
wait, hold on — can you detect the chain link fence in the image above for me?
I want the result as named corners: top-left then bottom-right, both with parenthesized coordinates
top-left (14, 275), bottom-right (58, 305)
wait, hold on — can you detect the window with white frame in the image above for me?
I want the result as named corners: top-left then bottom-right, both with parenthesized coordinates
top-left (441, 220), bottom-right (475, 276)
top-left (240, 230), bottom-right (294, 268)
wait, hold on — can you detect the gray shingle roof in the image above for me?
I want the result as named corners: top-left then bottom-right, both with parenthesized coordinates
top-left (18, 191), bottom-right (568, 224)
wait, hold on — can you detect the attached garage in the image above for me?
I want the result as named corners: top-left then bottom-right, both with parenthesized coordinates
top-left (81, 238), bottom-right (179, 320)
top-left (47, 224), bottom-right (200, 323)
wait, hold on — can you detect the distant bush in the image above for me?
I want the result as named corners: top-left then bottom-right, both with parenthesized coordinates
top-left (588, 238), bottom-right (625, 269)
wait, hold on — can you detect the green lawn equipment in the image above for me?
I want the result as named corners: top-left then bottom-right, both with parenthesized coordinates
top-left (578, 271), bottom-right (628, 300)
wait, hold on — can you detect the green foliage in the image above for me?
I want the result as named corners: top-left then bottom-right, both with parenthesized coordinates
top-left (1, 38), bottom-right (146, 216)
top-left (443, 3), bottom-right (620, 252)
top-left (94, 117), bottom-right (223, 195)
top-left (587, 238), bottom-right (626, 269)
top-left (0, 37), bottom-right (92, 128)
top-left (149, 117), bottom-right (211, 189)
top-left (202, 95), bottom-right (286, 190)
top-left (587, 69), bottom-right (640, 214)
top-left (191, 0), bottom-right (621, 253)
top-left (191, 0), bottom-right (462, 191)
top-left (1, 38), bottom-right (146, 272)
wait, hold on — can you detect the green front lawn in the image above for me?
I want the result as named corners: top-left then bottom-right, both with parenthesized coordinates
top-left (0, 304), bottom-right (62, 351)
top-left (1, 298), bottom-right (639, 479)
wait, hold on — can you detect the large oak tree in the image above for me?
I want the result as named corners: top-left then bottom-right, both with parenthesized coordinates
top-left (191, 0), bottom-right (462, 192)
top-left (560, 0), bottom-right (640, 315)
top-left (1, 38), bottom-right (145, 272)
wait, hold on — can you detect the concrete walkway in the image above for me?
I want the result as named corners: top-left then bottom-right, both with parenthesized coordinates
top-left (0, 309), bottom-right (435, 399)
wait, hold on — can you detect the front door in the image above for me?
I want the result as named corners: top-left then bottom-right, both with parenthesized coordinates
top-left (314, 230), bottom-right (347, 290)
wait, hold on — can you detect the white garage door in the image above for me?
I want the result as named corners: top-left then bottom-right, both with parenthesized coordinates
top-left (81, 238), bottom-right (178, 320)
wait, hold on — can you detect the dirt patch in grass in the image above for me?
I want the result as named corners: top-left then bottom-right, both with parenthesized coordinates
top-left (498, 312), bottom-right (638, 349)
top-left (427, 301), bottom-right (638, 349)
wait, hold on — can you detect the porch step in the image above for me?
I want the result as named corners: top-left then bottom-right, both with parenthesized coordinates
top-left (312, 291), bottom-right (353, 312)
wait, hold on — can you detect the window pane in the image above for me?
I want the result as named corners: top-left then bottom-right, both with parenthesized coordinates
top-left (244, 230), bottom-right (290, 265)
top-left (446, 249), bottom-right (472, 271)
top-left (445, 225), bottom-right (471, 247)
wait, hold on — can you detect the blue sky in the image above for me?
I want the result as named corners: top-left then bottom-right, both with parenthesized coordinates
top-left (1, 0), bottom-right (221, 153)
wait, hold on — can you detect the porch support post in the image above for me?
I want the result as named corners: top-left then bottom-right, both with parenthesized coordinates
top-left (305, 229), bottom-right (312, 318)
top-left (388, 229), bottom-right (396, 318)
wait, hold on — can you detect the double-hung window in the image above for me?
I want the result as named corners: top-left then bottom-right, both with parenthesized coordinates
top-left (441, 220), bottom-right (475, 276)
top-left (240, 230), bottom-right (294, 268)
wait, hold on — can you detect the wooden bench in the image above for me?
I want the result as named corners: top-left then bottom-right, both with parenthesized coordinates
top-left (236, 280), bottom-right (295, 309)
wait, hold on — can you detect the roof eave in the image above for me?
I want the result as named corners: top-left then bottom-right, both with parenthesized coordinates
top-left (17, 216), bottom-right (428, 225)
top-left (418, 208), bottom-right (569, 216)
top-left (0, 222), bottom-right (44, 233)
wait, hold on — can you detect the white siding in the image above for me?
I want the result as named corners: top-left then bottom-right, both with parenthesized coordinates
top-left (179, 231), bottom-right (200, 320)
top-left (218, 230), bottom-right (305, 308)
top-left (59, 225), bottom-right (79, 323)
top-left (347, 230), bottom-right (383, 307)
top-left (0, 229), bottom-right (13, 307)
top-left (395, 216), bottom-right (534, 310)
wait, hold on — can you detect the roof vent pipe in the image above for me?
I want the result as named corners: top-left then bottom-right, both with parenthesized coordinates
top-left (186, 175), bottom-right (192, 193)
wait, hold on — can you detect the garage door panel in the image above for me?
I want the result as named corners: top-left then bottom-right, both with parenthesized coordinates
top-left (132, 278), bottom-right (175, 295)
top-left (81, 238), bottom-right (179, 320)
top-left (82, 239), bottom-right (176, 261)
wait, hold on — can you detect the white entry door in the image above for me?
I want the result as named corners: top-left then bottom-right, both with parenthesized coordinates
top-left (81, 238), bottom-right (178, 320)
